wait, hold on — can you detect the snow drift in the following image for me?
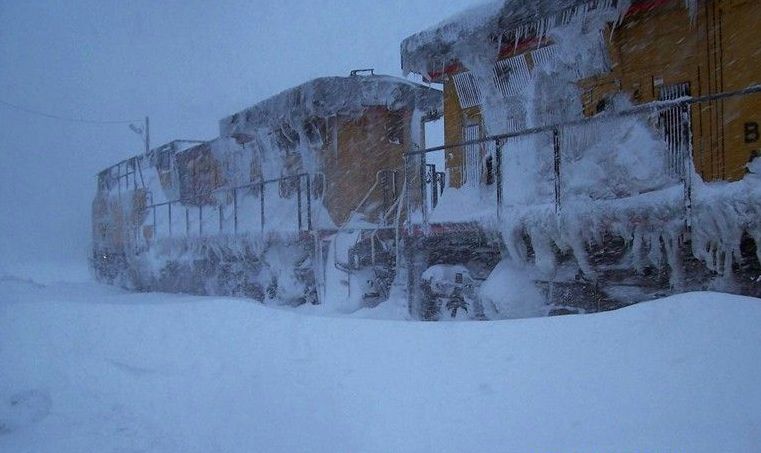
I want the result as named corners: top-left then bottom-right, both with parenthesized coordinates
top-left (1, 278), bottom-right (760, 452)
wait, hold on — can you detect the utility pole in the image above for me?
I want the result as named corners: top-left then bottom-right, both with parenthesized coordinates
top-left (144, 116), bottom-right (150, 154)
top-left (129, 116), bottom-right (151, 154)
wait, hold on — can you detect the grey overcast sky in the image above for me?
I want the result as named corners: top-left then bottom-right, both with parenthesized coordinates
top-left (0, 0), bottom-right (484, 279)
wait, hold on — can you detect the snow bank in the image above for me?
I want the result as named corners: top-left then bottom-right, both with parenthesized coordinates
top-left (479, 259), bottom-right (548, 318)
top-left (2, 279), bottom-right (760, 452)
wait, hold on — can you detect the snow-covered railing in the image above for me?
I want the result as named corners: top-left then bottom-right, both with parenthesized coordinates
top-left (140, 172), bottom-right (315, 242)
top-left (405, 84), bottom-right (761, 225)
top-left (96, 139), bottom-right (206, 197)
top-left (407, 84), bottom-right (761, 157)
top-left (97, 156), bottom-right (144, 195)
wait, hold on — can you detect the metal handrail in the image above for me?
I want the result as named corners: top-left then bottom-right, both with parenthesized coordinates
top-left (405, 84), bottom-right (761, 156)
top-left (143, 173), bottom-right (311, 209)
top-left (403, 83), bottom-right (761, 225)
top-left (141, 172), bottom-right (314, 240)
top-left (96, 138), bottom-right (207, 177)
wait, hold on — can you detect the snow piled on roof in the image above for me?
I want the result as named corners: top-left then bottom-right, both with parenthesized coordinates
top-left (401, 0), bottom-right (702, 77)
top-left (401, 0), bottom-right (630, 77)
top-left (213, 75), bottom-right (442, 227)
top-left (220, 75), bottom-right (442, 137)
top-left (400, 0), bottom-right (504, 63)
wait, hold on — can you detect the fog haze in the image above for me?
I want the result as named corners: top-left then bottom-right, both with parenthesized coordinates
top-left (0, 0), bottom-right (480, 280)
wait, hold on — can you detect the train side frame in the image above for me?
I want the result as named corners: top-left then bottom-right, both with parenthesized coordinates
top-left (92, 87), bottom-right (761, 319)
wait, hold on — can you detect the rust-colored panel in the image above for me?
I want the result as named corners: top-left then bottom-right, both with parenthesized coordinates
top-left (437, 1), bottom-right (761, 184)
top-left (443, 79), bottom-right (466, 188)
top-left (323, 107), bottom-right (410, 225)
top-left (718, 0), bottom-right (761, 180)
top-left (175, 143), bottom-right (225, 204)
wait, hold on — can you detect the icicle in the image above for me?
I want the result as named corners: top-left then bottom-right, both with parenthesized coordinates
top-left (663, 233), bottom-right (685, 290)
top-left (513, 28), bottom-right (519, 53)
top-left (571, 235), bottom-right (596, 279)
top-left (684, 0), bottom-right (698, 23)
top-left (503, 223), bottom-right (528, 264)
top-left (615, 0), bottom-right (633, 25)
top-left (718, 249), bottom-right (737, 290)
top-left (528, 225), bottom-right (557, 275)
top-left (631, 226), bottom-right (645, 272)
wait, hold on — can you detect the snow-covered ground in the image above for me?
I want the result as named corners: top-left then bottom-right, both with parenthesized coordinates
top-left (1, 276), bottom-right (760, 452)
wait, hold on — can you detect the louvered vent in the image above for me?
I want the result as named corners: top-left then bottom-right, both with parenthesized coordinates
top-left (494, 54), bottom-right (531, 98)
top-left (452, 71), bottom-right (483, 109)
top-left (463, 123), bottom-right (482, 187)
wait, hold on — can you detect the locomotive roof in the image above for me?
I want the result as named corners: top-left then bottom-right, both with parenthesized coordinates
top-left (400, 0), bottom-right (645, 81)
top-left (220, 74), bottom-right (443, 137)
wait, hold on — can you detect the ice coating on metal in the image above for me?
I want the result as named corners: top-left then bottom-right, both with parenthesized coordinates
top-left (400, 0), bottom-right (632, 79)
top-left (220, 75), bottom-right (443, 137)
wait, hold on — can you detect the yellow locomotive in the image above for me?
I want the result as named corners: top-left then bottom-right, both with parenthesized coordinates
top-left (93, 0), bottom-right (760, 319)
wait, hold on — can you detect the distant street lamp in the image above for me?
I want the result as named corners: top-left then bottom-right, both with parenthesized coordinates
top-left (129, 116), bottom-right (150, 154)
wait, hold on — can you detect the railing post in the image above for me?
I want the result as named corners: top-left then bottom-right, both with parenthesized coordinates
top-left (132, 158), bottom-right (137, 191)
top-left (680, 104), bottom-right (693, 229)
top-left (296, 175), bottom-right (303, 231)
top-left (403, 154), bottom-right (410, 225)
top-left (419, 151), bottom-right (428, 225)
top-left (431, 169), bottom-right (438, 209)
top-left (199, 204), bottom-right (203, 236)
top-left (305, 175), bottom-right (312, 231)
top-left (233, 188), bottom-right (238, 234)
top-left (552, 128), bottom-right (561, 215)
top-left (185, 208), bottom-right (190, 236)
top-left (136, 156), bottom-right (145, 188)
top-left (168, 202), bottom-right (172, 238)
top-left (495, 138), bottom-right (503, 219)
top-left (380, 171), bottom-right (391, 225)
top-left (260, 182), bottom-right (265, 233)
top-left (219, 204), bottom-right (223, 233)
top-left (426, 164), bottom-right (437, 209)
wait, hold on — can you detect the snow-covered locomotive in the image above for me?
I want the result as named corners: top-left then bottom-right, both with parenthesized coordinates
top-left (92, 73), bottom-right (443, 306)
top-left (397, 0), bottom-right (761, 319)
top-left (93, 0), bottom-right (761, 320)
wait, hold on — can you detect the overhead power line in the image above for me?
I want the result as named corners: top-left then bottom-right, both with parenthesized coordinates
top-left (0, 98), bottom-right (139, 124)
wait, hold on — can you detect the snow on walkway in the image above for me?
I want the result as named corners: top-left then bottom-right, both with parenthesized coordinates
top-left (1, 276), bottom-right (760, 452)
